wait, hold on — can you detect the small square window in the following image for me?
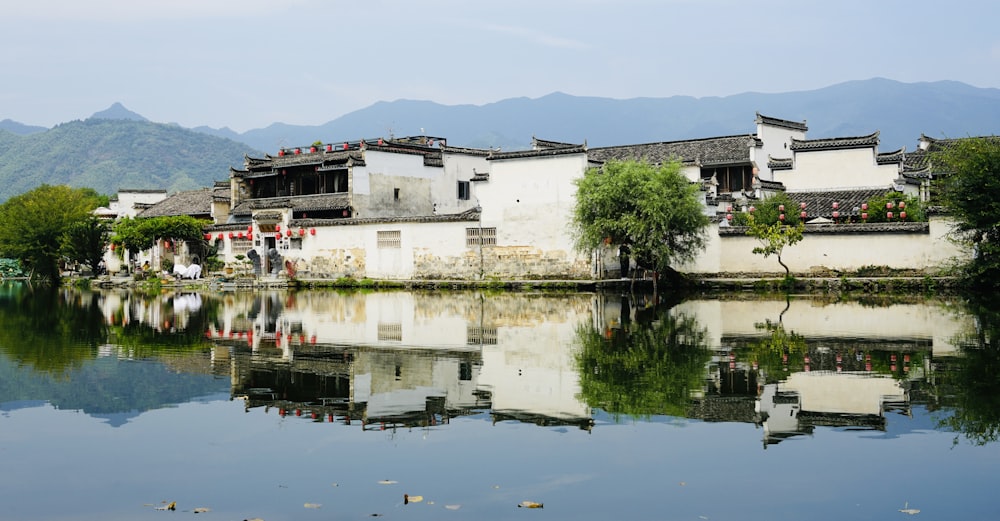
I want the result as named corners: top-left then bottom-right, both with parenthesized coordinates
top-left (457, 180), bottom-right (470, 200)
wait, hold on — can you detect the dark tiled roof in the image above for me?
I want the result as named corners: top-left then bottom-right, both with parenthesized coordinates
top-left (290, 207), bottom-right (481, 228)
top-left (904, 149), bottom-right (930, 172)
top-left (487, 144), bottom-right (587, 161)
top-left (784, 188), bottom-right (894, 219)
top-left (532, 137), bottom-right (582, 150)
top-left (137, 188), bottom-right (222, 218)
top-left (758, 179), bottom-right (786, 191)
top-left (440, 144), bottom-right (493, 157)
top-left (471, 170), bottom-right (490, 182)
top-left (790, 131), bottom-right (880, 151)
top-left (876, 147), bottom-right (905, 165)
top-left (755, 112), bottom-right (808, 132)
top-left (768, 155), bottom-right (793, 170)
top-left (720, 221), bottom-right (929, 236)
top-left (588, 135), bottom-right (760, 166)
top-left (230, 193), bottom-right (351, 216)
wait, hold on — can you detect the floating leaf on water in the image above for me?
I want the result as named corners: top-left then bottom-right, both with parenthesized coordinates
top-left (193, 507), bottom-right (211, 514)
top-left (304, 503), bottom-right (322, 509)
top-left (378, 480), bottom-right (398, 485)
top-left (404, 494), bottom-right (423, 504)
top-left (518, 501), bottom-right (544, 509)
top-left (445, 504), bottom-right (462, 510)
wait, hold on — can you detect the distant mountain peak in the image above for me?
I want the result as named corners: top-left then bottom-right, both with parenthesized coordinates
top-left (90, 102), bottom-right (148, 122)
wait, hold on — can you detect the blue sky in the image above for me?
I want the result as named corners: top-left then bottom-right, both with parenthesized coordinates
top-left (3, 0), bottom-right (998, 132)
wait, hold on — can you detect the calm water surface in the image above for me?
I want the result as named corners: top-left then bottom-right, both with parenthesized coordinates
top-left (1, 283), bottom-right (998, 521)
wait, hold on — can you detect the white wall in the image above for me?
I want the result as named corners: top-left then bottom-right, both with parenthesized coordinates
top-left (775, 147), bottom-right (898, 191)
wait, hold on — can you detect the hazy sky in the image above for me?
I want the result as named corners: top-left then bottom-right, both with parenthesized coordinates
top-left (3, 0), bottom-right (998, 132)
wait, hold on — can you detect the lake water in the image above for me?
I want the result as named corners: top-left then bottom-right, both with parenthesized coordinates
top-left (1, 282), bottom-right (998, 521)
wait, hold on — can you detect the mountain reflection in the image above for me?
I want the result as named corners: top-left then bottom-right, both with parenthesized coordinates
top-left (1, 283), bottom-right (998, 446)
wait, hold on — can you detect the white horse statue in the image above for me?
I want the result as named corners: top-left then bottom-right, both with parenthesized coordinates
top-left (172, 263), bottom-right (202, 279)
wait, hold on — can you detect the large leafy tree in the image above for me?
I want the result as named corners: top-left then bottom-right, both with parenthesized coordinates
top-left (572, 159), bottom-right (709, 287)
top-left (62, 215), bottom-right (110, 275)
top-left (0, 184), bottom-right (104, 282)
top-left (112, 215), bottom-right (210, 266)
top-left (932, 136), bottom-right (1000, 290)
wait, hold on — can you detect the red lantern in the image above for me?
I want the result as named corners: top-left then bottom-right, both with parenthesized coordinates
top-left (217, 233), bottom-right (224, 240)
top-left (779, 204), bottom-right (785, 212)
top-left (887, 211), bottom-right (894, 219)
top-left (343, 142), bottom-right (349, 150)
top-left (298, 228), bottom-right (305, 236)
top-left (309, 146), bottom-right (317, 153)
top-left (862, 203), bottom-right (868, 211)
top-left (247, 225), bottom-right (252, 233)
top-left (275, 224), bottom-right (280, 232)
top-left (748, 206), bottom-right (755, 213)
top-left (278, 149), bottom-right (285, 156)
top-left (898, 201), bottom-right (906, 209)
top-left (799, 202), bottom-right (806, 209)
top-left (294, 148), bottom-right (301, 155)
top-left (110, 243), bottom-right (116, 251)
top-left (325, 144), bottom-right (332, 152)
top-left (900, 211), bottom-right (907, 220)
top-left (377, 137), bottom-right (384, 146)
top-left (309, 228), bottom-right (316, 235)
top-left (247, 233), bottom-right (253, 240)
top-left (342, 209), bottom-right (349, 217)
top-left (204, 233), bottom-right (212, 240)
top-left (726, 213), bottom-right (733, 221)
top-left (832, 202), bottom-right (839, 209)
top-left (800, 211), bottom-right (807, 219)
top-left (862, 212), bottom-right (868, 220)
top-left (238, 232), bottom-right (245, 238)
top-left (832, 211), bottom-right (840, 219)
top-left (779, 213), bottom-right (785, 221)
top-left (286, 229), bottom-right (292, 237)
top-left (886, 201), bottom-right (894, 209)
top-left (228, 232), bottom-right (234, 238)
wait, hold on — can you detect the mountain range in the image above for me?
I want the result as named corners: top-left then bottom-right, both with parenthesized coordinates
top-left (0, 78), bottom-right (998, 202)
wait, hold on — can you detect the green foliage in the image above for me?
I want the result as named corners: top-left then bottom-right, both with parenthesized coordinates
top-left (0, 184), bottom-right (102, 282)
top-left (739, 193), bottom-right (804, 226)
top-left (0, 119), bottom-right (260, 203)
top-left (576, 305), bottom-right (711, 419)
top-left (112, 215), bottom-right (209, 255)
top-left (0, 258), bottom-right (26, 278)
top-left (932, 137), bottom-right (1000, 290)
top-left (861, 192), bottom-right (925, 223)
top-left (745, 213), bottom-right (805, 276)
top-left (572, 159), bottom-right (709, 274)
top-left (62, 215), bottom-right (110, 275)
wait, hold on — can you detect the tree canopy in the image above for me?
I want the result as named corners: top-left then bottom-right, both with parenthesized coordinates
top-left (572, 159), bottom-right (709, 278)
top-left (0, 184), bottom-right (104, 282)
top-left (112, 215), bottom-right (209, 256)
top-left (932, 136), bottom-right (1000, 289)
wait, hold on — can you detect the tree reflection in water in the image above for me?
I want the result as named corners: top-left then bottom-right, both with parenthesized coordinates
top-left (576, 294), bottom-right (710, 419)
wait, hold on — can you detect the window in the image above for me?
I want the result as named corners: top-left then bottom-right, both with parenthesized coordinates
top-left (466, 227), bottom-right (497, 247)
top-left (378, 323), bottom-right (402, 342)
top-left (378, 230), bottom-right (401, 249)
top-left (393, 187), bottom-right (400, 200)
top-left (289, 237), bottom-right (302, 250)
top-left (457, 180), bottom-right (470, 200)
top-left (231, 237), bottom-right (253, 256)
top-left (467, 326), bottom-right (497, 345)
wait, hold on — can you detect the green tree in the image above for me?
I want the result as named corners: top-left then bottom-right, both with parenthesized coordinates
top-left (112, 215), bottom-right (210, 268)
top-left (62, 216), bottom-right (110, 275)
top-left (572, 159), bottom-right (709, 288)
top-left (746, 214), bottom-right (804, 277)
top-left (862, 192), bottom-right (925, 223)
top-left (932, 137), bottom-right (1000, 289)
top-left (0, 184), bottom-right (103, 283)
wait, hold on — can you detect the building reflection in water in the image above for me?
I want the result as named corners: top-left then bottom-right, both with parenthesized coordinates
top-left (93, 289), bottom-right (973, 445)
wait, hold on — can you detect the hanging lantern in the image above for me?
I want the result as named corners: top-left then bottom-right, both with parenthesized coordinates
top-left (247, 225), bottom-right (252, 233)
top-left (832, 210), bottom-right (840, 219)
top-left (298, 228), bottom-right (305, 236)
top-left (800, 211), bottom-right (807, 219)
top-left (799, 202), bottom-right (806, 210)
top-left (325, 144), bottom-right (332, 152)
top-left (886, 201), bottom-right (894, 209)
top-left (204, 233), bottom-right (212, 240)
top-left (238, 231), bottom-right (245, 238)
top-left (286, 229), bottom-right (292, 237)
top-left (887, 211), bottom-right (894, 219)
top-left (309, 146), bottom-right (317, 153)
top-left (342, 209), bottom-right (349, 217)
top-left (748, 206), bottom-right (755, 213)
top-left (862, 212), bottom-right (869, 220)
top-left (228, 232), bottom-right (234, 238)
top-left (862, 203), bottom-right (868, 211)
top-left (310, 228), bottom-right (316, 235)
top-left (726, 213), bottom-right (733, 221)
top-left (900, 211), bottom-right (907, 220)
top-left (294, 148), bottom-right (301, 155)
top-left (779, 213), bottom-right (785, 221)
top-left (377, 137), bottom-right (384, 146)
top-left (343, 142), bottom-right (349, 150)
top-left (898, 201), bottom-right (906, 209)
top-left (778, 204), bottom-right (785, 212)
top-left (278, 149), bottom-right (285, 157)
top-left (275, 224), bottom-right (281, 232)
top-left (832, 201), bottom-right (839, 209)
top-left (247, 233), bottom-right (253, 240)
top-left (217, 233), bottom-right (224, 240)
